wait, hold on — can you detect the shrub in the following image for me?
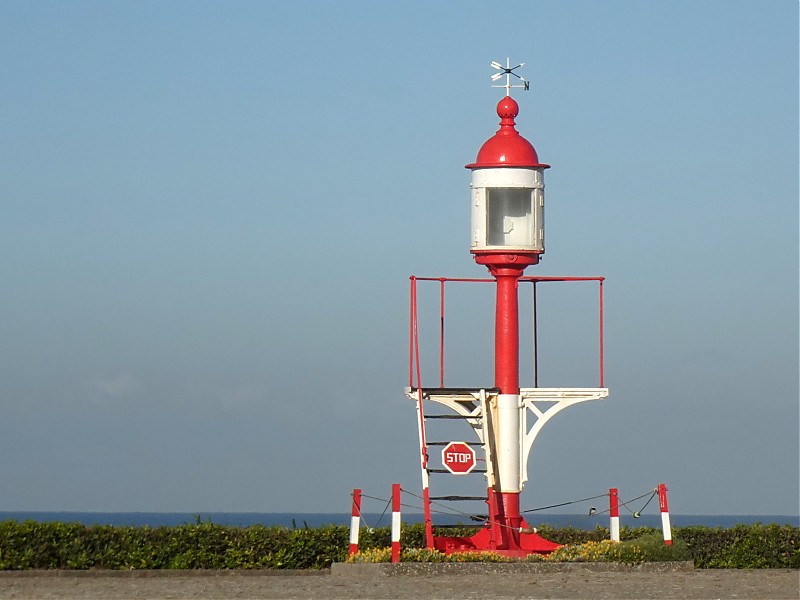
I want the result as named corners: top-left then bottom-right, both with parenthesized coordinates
top-left (544, 540), bottom-right (646, 564)
top-left (677, 524), bottom-right (799, 569)
top-left (445, 550), bottom-right (511, 562)
top-left (346, 547), bottom-right (393, 563)
top-left (0, 520), bottom-right (796, 570)
top-left (0, 521), bottom-right (348, 570)
top-left (534, 525), bottom-right (609, 545)
top-left (620, 533), bottom-right (691, 562)
top-left (347, 548), bottom-right (511, 563)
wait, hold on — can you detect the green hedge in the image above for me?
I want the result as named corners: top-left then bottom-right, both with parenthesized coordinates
top-left (677, 524), bottom-right (799, 568)
top-left (0, 520), bottom-right (797, 570)
top-left (0, 522), bottom-right (349, 570)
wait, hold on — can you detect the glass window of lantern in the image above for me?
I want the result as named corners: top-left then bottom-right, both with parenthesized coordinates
top-left (486, 188), bottom-right (534, 246)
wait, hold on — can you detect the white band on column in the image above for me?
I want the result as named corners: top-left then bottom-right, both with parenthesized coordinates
top-left (496, 394), bottom-right (522, 492)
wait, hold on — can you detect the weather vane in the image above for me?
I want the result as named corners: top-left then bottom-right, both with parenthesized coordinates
top-left (490, 58), bottom-right (529, 96)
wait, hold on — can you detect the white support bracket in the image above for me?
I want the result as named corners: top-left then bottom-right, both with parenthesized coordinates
top-left (519, 387), bottom-right (609, 488)
top-left (405, 387), bottom-right (488, 444)
top-left (406, 386), bottom-right (608, 492)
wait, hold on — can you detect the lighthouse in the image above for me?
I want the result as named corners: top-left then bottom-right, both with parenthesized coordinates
top-left (406, 60), bottom-right (608, 557)
top-left (467, 74), bottom-right (549, 549)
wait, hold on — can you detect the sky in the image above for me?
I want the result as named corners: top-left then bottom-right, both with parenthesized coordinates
top-left (0, 1), bottom-right (797, 518)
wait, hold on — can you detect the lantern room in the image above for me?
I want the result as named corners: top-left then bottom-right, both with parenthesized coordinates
top-left (466, 96), bottom-right (549, 256)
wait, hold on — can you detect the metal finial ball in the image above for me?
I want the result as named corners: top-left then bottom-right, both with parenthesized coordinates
top-left (497, 96), bottom-right (519, 119)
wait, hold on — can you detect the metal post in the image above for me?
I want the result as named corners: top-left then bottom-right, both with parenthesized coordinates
top-left (349, 489), bottom-right (362, 556)
top-left (391, 483), bottom-right (402, 562)
top-left (609, 488), bottom-right (620, 542)
top-left (658, 483), bottom-right (672, 545)
top-left (533, 280), bottom-right (539, 388)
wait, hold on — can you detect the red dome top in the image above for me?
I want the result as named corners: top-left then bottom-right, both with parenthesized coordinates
top-left (466, 96), bottom-right (550, 170)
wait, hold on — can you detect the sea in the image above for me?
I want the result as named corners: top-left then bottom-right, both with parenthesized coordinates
top-left (0, 512), bottom-right (797, 530)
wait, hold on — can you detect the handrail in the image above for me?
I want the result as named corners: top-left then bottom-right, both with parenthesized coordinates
top-left (409, 275), bottom-right (606, 390)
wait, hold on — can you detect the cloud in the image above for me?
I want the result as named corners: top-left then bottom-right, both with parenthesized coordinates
top-left (85, 373), bottom-right (145, 403)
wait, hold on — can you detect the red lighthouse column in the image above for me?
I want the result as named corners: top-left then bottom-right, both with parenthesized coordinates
top-left (475, 257), bottom-right (537, 547)
top-left (467, 94), bottom-right (549, 552)
top-left (491, 262), bottom-right (526, 394)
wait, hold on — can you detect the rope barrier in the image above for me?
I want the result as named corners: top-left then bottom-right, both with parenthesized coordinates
top-left (402, 488), bottom-right (483, 521)
top-left (402, 487), bottom-right (532, 534)
top-left (374, 497), bottom-right (392, 529)
top-left (618, 490), bottom-right (657, 516)
top-left (357, 493), bottom-right (392, 530)
top-left (562, 489), bottom-right (658, 521)
top-left (521, 492), bottom-right (609, 514)
top-left (355, 486), bottom-right (665, 538)
top-left (402, 488), bottom-right (502, 528)
top-left (355, 491), bottom-right (479, 527)
top-left (630, 489), bottom-right (658, 518)
top-left (360, 493), bottom-right (389, 503)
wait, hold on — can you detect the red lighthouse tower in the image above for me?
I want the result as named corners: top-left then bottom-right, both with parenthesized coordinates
top-left (406, 60), bottom-right (608, 557)
top-left (466, 89), bottom-right (549, 553)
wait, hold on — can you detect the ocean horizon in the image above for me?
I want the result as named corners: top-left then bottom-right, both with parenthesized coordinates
top-left (1, 512), bottom-right (797, 530)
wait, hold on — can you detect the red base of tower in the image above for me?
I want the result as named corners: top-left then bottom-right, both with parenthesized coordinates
top-left (431, 526), bottom-right (560, 558)
top-left (430, 489), bottom-right (560, 557)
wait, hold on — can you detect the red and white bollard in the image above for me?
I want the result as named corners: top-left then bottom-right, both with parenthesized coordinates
top-left (391, 483), bottom-right (402, 563)
top-left (609, 488), bottom-right (620, 542)
top-left (658, 483), bottom-right (672, 545)
top-left (349, 488), bottom-right (362, 556)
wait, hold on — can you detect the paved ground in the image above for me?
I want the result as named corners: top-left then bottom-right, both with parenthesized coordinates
top-left (0, 569), bottom-right (797, 599)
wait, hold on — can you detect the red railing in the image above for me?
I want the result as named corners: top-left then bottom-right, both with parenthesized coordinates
top-left (409, 275), bottom-right (606, 391)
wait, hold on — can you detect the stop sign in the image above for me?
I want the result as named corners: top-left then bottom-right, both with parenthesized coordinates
top-left (441, 441), bottom-right (477, 475)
